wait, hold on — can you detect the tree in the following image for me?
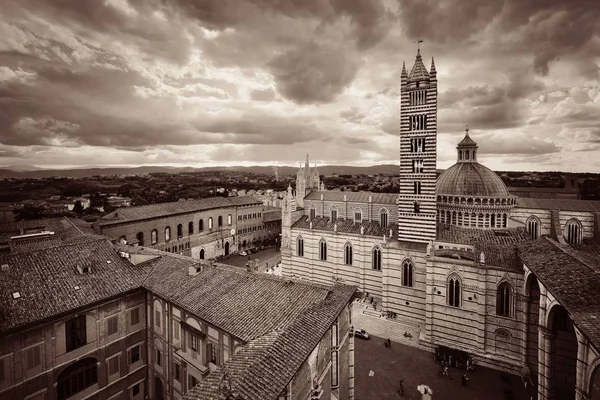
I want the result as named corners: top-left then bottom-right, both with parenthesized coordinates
top-left (14, 206), bottom-right (46, 221)
top-left (73, 200), bottom-right (84, 215)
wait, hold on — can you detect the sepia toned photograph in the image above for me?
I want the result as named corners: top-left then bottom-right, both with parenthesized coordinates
top-left (1, 1), bottom-right (599, 399)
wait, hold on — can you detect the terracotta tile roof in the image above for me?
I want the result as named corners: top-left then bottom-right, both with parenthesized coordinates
top-left (95, 196), bottom-right (261, 226)
top-left (508, 186), bottom-right (579, 194)
top-left (184, 284), bottom-right (356, 400)
top-left (143, 252), bottom-right (344, 342)
top-left (304, 191), bottom-right (398, 205)
top-left (0, 239), bottom-right (148, 333)
top-left (516, 198), bottom-right (600, 212)
top-left (262, 210), bottom-right (281, 223)
top-left (517, 238), bottom-right (600, 349)
top-left (292, 215), bottom-right (395, 238)
top-left (436, 224), bottom-right (531, 270)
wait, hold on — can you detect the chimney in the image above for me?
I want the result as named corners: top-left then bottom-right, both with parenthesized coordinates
top-left (188, 262), bottom-right (203, 276)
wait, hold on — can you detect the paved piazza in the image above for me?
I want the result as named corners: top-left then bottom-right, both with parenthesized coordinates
top-left (352, 301), bottom-right (534, 400)
top-left (220, 246), bottom-right (282, 271)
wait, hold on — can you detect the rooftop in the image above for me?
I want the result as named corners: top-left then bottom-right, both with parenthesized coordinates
top-left (436, 224), bottom-right (531, 270)
top-left (263, 209), bottom-right (282, 223)
top-left (94, 196), bottom-right (262, 226)
top-left (437, 162), bottom-right (511, 197)
top-left (516, 197), bottom-right (600, 212)
top-left (304, 191), bottom-right (398, 205)
top-left (0, 239), bottom-right (148, 333)
top-left (292, 215), bottom-right (396, 238)
top-left (518, 237), bottom-right (600, 349)
top-left (184, 284), bottom-right (356, 400)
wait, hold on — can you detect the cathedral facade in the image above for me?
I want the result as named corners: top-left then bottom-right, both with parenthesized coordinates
top-left (281, 50), bottom-right (600, 400)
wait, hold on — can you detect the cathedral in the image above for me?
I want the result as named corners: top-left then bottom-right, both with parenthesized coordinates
top-left (281, 49), bottom-right (600, 400)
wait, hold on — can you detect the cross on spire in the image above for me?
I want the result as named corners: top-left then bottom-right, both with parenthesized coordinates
top-left (465, 124), bottom-right (470, 135)
top-left (413, 38), bottom-right (424, 51)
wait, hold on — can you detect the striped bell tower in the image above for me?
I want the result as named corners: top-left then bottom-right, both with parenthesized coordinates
top-left (397, 48), bottom-right (438, 243)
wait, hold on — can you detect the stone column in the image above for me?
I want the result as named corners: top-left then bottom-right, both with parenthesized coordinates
top-left (538, 326), bottom-right (554, 400)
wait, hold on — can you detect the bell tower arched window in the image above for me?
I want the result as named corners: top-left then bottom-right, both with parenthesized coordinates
top-left (526, 216), bottom-right (540, 240)
top-left (380, 209), bottom-right (388, 228)
top-left (564, 218), bottom-right (582, 245)
top-left (496, 282), bottom-right (512, 317)
top-left (297, 236), bottom-right (304, 257)
top-left (372, 247), bottom-right (382, 270)
top-left (319, 240), bottom-right (327, 261)
top-left (344, 243), bottom-right (353, 265)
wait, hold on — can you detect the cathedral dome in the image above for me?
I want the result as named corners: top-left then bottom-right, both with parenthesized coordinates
top-left (437, 162), bottom-right (510, 197)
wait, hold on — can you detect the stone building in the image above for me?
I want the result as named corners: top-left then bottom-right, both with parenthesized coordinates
top-left (281, 49), bottom-right (600, 400)
top-left (295, 154), bottom-right (322, 209)
top-left (92, 196), bottom-right (275, 260)
top-left (0, 218), bottom-right (356, 400)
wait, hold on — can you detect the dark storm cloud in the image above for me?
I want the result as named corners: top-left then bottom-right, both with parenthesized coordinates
top-left (398, 0), bottom-right (600, 76)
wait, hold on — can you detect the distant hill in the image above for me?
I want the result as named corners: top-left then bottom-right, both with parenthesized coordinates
top-left (4, 165), bottom-right (43, 172)
top-left (0, 164), bottom-right (402, 179)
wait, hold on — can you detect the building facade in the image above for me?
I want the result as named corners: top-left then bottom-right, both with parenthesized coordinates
top-left (281, 49), bottom-right (600, 400)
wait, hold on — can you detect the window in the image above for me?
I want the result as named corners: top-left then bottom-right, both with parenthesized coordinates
top-left (402, 260), bottom-right (413, 287)
top-left (177, 224), bottom-right (183, 238)
top-left (155, 349), bottom-right (161, 367)
top-left (155, 309), bottom-right (161, 328)
top-left (136, 232), bottom-right (144, 246)
top-left (188, 221), bottom-right (194, 235)
top-left (414, 181), bottom-right (421, 195)
top-left (448, 276), bottom-right (461, 307)
top-left (26, 345), bottom-right (41, 370)
top-left (496, 282), bottom-right (512, 317)
top-left (309, 208), bottom-right (316, 220)
top-left (165, 227), bottom-right (171, 242)
top-left (208, 217), bottom-right (213, 230)
top-left (65, 315), bottom-right (87, 352)
top-left (354, 209), bottom-right (362, 223)
top-left (200, 249), bottom-right (205, 260)
top-left (372, 247), bottom-right (382, 270)
top-left (380, 210), bottom-right (388, 228)
top-left (207, 343), bottom-right (217, 364)
top-left (410, 137), bottom-right (425, 153)
top-left (409, 89), bottom-right (427, 106)
top-left (199, 219), bottom-right (204, 232)
top-left (409, 114), bottom-right (427, 130)
top-left (565, 218), bottom-right (582, 245)
top-left (526, 216), bottom-right (540, 240)
top-left (173, 363), bottom-right (180, 382)
top-left (107, 316), bottom-right (118, 336)
top-left (129, 345), bottom-right (141, 364)
top-left (189, 375), bottom-right (199, 390)
top-left (413, 201), bottom-right (420, 213)
top-left (344, 243), bottom-right (353, 265)
top-left (297, 237), bottom-right (304, 257)
top-left (191, 335), bottom-right (198, 352)
top-left (238, 215), bottom-right (242, 221)
top-left (412, 160), bottom-right (424, 173)
top-left (107, 355), bottom-right (119, 376)
top-left (218, 216), bottom-right (223, 227)
top-left (319, 240), bottom-right (327, 261)
top-left (56, 358), bottom-right (98, 400)
top-left (174, 322), bottom-right (180, 341)
top-left (330, 207), bottom-right (337, 222)
top-left (132, 383), bottom-right (140, 396)
top-left (228, 214), bottom-right (232, 225)
top-left (151, 229), bottom-right (158, 245)
top-left (130, 307), bottom-right (140, 326)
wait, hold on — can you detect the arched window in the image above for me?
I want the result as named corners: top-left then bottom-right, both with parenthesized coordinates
top-left (447, 275), bottom-right (461, 307)
top-left (402, 260), bottom-right (413, 287)
top-left (208, 217), bottom-right (213, 230)
top-left (330, 206), bottom-right (337, 222)
top-left (199, 249), bottom-right (205, 259)
top-left (228, 214), bottom-right (232, 225)
top-left (526, 216), bottom-right (540, 240)
top-left (353, 208), bottom-right (362, 223)
top-left (413, 202), bottom-right (420, 214)
top-left (188, 222), bottom-right (194, 235)
top-left (319, 240), bottom-right (327, 261)
top-left (218, 216), bottom-right (223, 227)
top-left (344, 243), bottom-right (353, 265)
top-left (297, 236), bottom-right (304, 257)
top-left (380, 209), bottom-right (388, 228)
top-left (199, 219), bottom-right (204, 232)
top-left (151, 229), bottom-right (158, 245)
top-left (56, 358), bottom-right (98, 400)
top-left (372, 247), bottom-right (382, 270)
top-left (165, 227), bottom-right (171, 242)
top-left (177, 224), bottom-right (183, 238)
top-left (564, 218), bottom-right (582, 245)
top-left (136, 232), bottom-right (144, 246)
top-left (496, 282), bottom-right (512, 317)
top-left (465, 150), bottom-right (470, 160)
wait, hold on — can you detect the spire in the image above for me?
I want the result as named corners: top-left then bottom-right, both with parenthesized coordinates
top-left (305, 153), bottom-right (309, 168)
top-left (430, 57), bottom-right (436, 74)
top-left (408, 45), bottom-right (430, 82)
top-left (401, 61), bottom-right (407, 77)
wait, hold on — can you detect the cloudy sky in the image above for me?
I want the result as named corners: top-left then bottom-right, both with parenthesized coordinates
top-left (1, 0), bottom-right (599, 171)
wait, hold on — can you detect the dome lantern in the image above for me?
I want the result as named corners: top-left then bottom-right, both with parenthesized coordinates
top-left (457, 125), bottom-right (478, 163)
